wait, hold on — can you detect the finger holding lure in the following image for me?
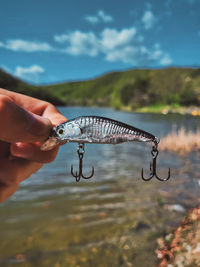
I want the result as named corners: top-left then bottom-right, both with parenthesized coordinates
top-left (41, 116), bottom-right (170, 182)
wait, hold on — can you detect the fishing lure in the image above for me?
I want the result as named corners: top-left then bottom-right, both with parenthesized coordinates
top-left (41, 116), bottom-right (170, 182)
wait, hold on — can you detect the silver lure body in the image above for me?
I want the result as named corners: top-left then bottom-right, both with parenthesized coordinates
top-left (41, 116), bottom-right (157, 151)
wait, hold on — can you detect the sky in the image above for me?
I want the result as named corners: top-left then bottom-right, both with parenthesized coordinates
top-left (0, 0), bottom-right (200, 84)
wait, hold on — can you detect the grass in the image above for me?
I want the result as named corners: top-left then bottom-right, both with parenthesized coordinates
top-left (135, 104), bottom-right (181, 114)
top-left (160, 127), bottom-right (200, 155)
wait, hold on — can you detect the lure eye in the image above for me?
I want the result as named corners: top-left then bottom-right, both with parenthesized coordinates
top-left (58, 129), bottom-right (64, 135)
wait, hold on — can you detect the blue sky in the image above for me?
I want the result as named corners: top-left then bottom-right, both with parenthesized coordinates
top-left (0, 0), bottom-right (200, 84)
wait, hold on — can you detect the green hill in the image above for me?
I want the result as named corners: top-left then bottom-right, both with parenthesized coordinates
top-left (0, 69), bottom-right (64, 105)
top-left (0, 67), bottom-right (200, 111)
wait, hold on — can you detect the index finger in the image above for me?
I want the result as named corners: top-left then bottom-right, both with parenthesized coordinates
top-left (41, 104), bottom-right (67, 126)
top-left (0, 88), bottom-right (67, 125)
top-left (0, 95), bottom-right (52, 143)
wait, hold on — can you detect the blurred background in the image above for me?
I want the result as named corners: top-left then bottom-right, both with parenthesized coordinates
top-left (0, 0), bottom-right (200, 266)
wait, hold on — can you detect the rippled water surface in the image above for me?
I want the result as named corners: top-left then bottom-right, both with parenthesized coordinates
top-left (0, 107), bottom-right (200, 267)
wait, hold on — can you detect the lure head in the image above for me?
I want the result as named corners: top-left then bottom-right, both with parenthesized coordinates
top-left (55, 123), bottom-right (66, 140)
top-left (40, 126), bottom-right (62, 151)
top-left (40, 121), bottom-right (82, 151)
top-left (40, 122), bottom-right (67, 151)
top-left (56, 121), bottom-right (82, 140)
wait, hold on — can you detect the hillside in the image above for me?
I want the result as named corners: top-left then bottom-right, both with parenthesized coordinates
top-left (0, 69), bottom-right (64, 105)
top-left (0, 68), bottom-right (200, 111)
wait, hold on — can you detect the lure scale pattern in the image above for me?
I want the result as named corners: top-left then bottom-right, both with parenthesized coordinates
top-left (59, 116), bottom-right (156, 144)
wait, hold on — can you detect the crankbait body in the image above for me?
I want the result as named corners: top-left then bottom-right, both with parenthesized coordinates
top-left (41, 116), bottom-right (158, 151)
top-left (41, 116), bottom-right (170, 182)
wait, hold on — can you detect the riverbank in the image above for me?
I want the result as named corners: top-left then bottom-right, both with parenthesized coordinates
top-left (86, 104), bottom-right (200, 117)
top-left (156, 206), bottom-right (200, 267)
top-left (135, 105), bottom-right (200, 116)
top-left (156, 123), bottom-right (200, 266)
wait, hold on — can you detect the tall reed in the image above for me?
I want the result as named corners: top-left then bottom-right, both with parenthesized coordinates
top-left (160, 127), bottom-right (200, 155)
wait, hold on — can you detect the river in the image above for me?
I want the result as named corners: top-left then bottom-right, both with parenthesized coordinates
top-left (0, 107), bottom-right (200, 267)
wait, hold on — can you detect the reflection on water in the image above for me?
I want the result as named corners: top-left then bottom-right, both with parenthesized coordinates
top-left (0, 107), bottom-right (200, 266)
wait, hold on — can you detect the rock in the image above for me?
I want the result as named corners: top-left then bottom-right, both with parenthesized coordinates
top-left (164, 204), bottom-right (186, 213)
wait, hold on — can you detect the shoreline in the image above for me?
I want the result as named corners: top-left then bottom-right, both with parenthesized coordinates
top-left (130, 105), bottom-right (200, 116)
top-left (58, 104), bottom-right (200, 117)
top-left (156, 205), bottom-right (200, 266)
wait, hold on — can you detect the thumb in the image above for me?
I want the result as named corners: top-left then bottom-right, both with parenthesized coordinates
top-left (0, 95), bottom-right (52, 143)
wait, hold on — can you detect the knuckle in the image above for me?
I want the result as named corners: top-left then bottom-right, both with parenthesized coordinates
top-left (0, 95), bottom-right (13, 113)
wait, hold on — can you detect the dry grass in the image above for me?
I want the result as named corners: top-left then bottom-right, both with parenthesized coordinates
top-left (159, 127), bottom-right (200, 155)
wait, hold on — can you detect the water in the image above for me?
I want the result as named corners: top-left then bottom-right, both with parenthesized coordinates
top-left (0, 107), bottom-right (200, 267)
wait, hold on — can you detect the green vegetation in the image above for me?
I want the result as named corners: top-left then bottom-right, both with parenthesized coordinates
top-left (0, 69), bottom-right (64, 105)
top-left (0, 67), bottom-right (200, 111)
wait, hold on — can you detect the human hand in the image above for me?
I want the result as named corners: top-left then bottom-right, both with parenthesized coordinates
top-left (0, 88), bottom-right (67, 202)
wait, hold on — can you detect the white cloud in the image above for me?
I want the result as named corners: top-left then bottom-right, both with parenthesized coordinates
top-left (142, 10), bottom-right (156, 30)
top-left (54, 27), bottom-right (171, 66)
top-left (85, 10), bottom-right (113, 25)
top-left (54, 34), bottom-right (69, 44)
top-left (104, 46), bottom-right (139, 64)
top-left (98, 10), bottom-right (113, 23)
top-left (85, 15), bottom-right (99, 25)
top-left (14, 65), bottom-right (45, 82)
top-left (56, 27), bottom-right (138, 62)
top-left (100, 27), bottom-right (137, 50)
top-left (99, 27), bottom-right (142, 64)
top-left (160, 55), bottom-right (172, 65)
top-left (61, 31), bottom-right (99, 56)
top-left (0, 22), bottom-right (171, 69)
top-left (0, 39), bottom-right (53, 52)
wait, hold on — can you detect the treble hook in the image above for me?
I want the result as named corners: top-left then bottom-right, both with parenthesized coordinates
top-left (71, 143), bottom-right (94, 182)
top-left (141, 140), bottom-right (170, 182)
